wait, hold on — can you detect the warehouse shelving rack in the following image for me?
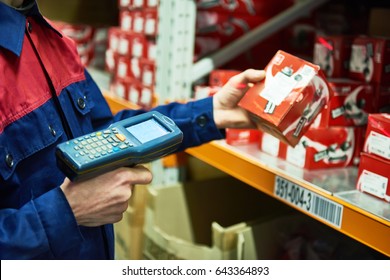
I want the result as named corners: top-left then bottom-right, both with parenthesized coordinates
top-left (98, 0), bottom-right (390, 258)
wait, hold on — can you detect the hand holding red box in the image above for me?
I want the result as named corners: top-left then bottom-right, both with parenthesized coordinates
top-left (238, 50), bottom-right (333, 147)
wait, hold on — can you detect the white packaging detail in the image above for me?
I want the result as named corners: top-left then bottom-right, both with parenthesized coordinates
top-left (148, 44), bottom-right (156, 61)
top-left (117, 61), bottom-right (128, 78)
top-left (143, 70), bottom-right (153, 86)
top-left (141, 88), bottom-right (152, 105)
top-left (132, 39), bottom-right (143, 57)
top-left (134, 0), bottom-right (144, 7)
top-left (286, 143), bottom-right (306, 168)
top-left (105, 49), bottom-right (114, 70)
top-left (129, 87), bottom-right (139, 104)
top-left (131, 58), bottom-right (141, 78)
top-left (120, 0), bottom-right (131, 7)
top-left (115, 83), bottom-right (125, 99)
top-left (261, 133), bottom-right (280, 157)
top-left (121, 15), bottom-right (132, 31)
top-left (134, 17), bottom-right (144, 33)
top-left (145, 18), bottom-right (156, 35)
top-left (260, 65), bottom-right (315, 106)
top-left (109, 36), bottom-right (119, 52)
top-left (366, 131), bottom-right (390, 160)
top-left (147, 0), bottom-right (158, 7)
top-left (358, 170), bottom-right (388, 199)
top-left (118, 38), bottom-right (129, 55)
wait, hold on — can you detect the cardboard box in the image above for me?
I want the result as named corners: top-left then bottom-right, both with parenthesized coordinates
top-left (238, 50), bottom-right (333, 147)
top-left (363, 113), bottom-right (390, 161)
top-left (142, 177), bottom-right (292, 259)
top-left (357, 152), bottom-right (390, 203)
top-left (312, 79), bottom-right (376, 127)
top-left (349, 36), bottom-right (390, 84)
top-left (313, 35), bottom-right (353, 78)
top-left (114, 183), bottom-right (149, 260)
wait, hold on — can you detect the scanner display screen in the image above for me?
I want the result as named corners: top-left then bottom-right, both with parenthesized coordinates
top-left (126, 119), bottom-right (169, 143)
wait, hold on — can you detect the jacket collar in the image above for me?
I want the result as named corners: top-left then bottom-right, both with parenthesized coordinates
top-left (0, 1), bottom-right (61, 56)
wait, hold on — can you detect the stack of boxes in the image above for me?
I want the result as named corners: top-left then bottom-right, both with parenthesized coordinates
top-left (357, 114), bottom-right (390, 203)
top-left (105, 0), bottom-right (159, 109)
top-left (52, 21), bottom-right (109, 69)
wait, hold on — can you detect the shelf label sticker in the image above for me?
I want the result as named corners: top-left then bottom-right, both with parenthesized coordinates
top-left (274, 176), bottom-right (343, 228)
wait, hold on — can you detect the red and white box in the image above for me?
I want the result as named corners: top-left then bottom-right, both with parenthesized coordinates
top-left (312, 78), bottom-right (376, 127)
top-left (117, 31), bottom-right (146, 58)
top-left (348, 36), bottom-right (390, 84)
top-left (139, 58), bottom-right (156, 87)
top-left (209, 69), bottom-right (241, 87)
top-left (363, 113), bottom-right (390, 161)
top-left (279, 127), bottom-right (363, 170)
top-left (357, 152), bottom-right (390, 203)
top-left (143, 8), bottom-right (158, 36)
top-left (226, 128), bottom-right (261, 146)
top-left (115, 56), bottom-right (141, 80)
top-left (119, 0), bottom-right (145, 9)
top-left (313, 35), bottom-right (353, 78)
top-left (238, 50), bottom-right (333, 147)
top-left (257, 130), bottom-right (282, 158)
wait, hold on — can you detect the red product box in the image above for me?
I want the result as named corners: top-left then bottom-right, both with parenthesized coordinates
top-left (226, 128), bottom-right (261, 146)
top-left (312, 78), bottom-right (376, 128)
top-left (209, 69), bottom-right (241, 87)
top-left (115, 56), bottom-right (141, 80)
top-left (349, 36), bottom-right (390, 84)
top-left (105, 48), bottom-right (120, 73)
top-left (119, 9), bottom-right (133, 32)
top-left (238, 50), bottom-right (333, 147)
top-left (117, 31), bottom-right (147, 58)
top-left (139, 58), bottom-right (156, 87)
top-left (313, 35), bottom-right (353, 78)
top-left (279, 127), bottom-right (362, 170)
top-left (363, 113), bottom-right (390, 161)
top-left (196, 0), bottom-right (293, 17)
top-left (357, 152), bottom-right (390, 203)
top-left (107, 27), bottom-right (121, 52)
top-left (118, 0), bottom-right (145, 10)
top-left (143, 8), bottom-right (158, 37)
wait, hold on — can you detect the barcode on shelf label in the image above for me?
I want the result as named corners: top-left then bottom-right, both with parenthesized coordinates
top-left (274, 176), bottom-right (343, 228)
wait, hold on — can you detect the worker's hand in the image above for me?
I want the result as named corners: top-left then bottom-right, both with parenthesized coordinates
top-left (212, 69), bottom-right (265, 129)
top-left (60, 166), bottom-right (153, 227)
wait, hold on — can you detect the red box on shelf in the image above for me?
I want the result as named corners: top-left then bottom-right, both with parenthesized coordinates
top-left (117, 31), bottom-right (147, 58)
top-left (238, 50), bottom-right (333, 147)
top-left (279, 127), bottom-right (363, 170)
top-left (363, 113), bottom-right (390, 161)
top-left (349, 36), bottom-right (390, 84)
top-left (312, 78), bottom-right (376, 127)
top-left (357, 152), bottom-right (390, 203)
top-left (258, 130), bottom-right (282, 158)
top-left (226, 128), bottom-right (261, 146)
top-left (313, 35), bottom-right (353, 78)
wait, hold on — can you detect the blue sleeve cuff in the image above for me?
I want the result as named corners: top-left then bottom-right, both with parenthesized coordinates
top-left (33, 187), bottom-right (83, 257)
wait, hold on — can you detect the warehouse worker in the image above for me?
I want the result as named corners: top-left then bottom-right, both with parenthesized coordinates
top-left (0, 0), bottom-right (265, 259)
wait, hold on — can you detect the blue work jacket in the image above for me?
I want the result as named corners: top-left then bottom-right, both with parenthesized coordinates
top-left (0, 1), bottom-right (224, 259)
